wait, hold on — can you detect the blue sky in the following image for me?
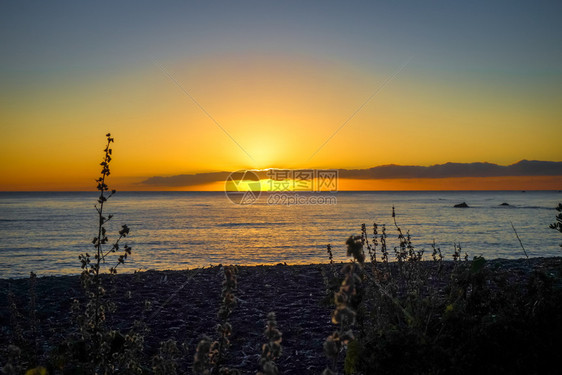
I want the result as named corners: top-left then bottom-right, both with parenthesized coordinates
top-left (2, 1), bottom-right (560, 75)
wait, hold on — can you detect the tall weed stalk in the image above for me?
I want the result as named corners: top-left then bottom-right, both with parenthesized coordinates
top-left (71, 133), bottom-right (137, 373)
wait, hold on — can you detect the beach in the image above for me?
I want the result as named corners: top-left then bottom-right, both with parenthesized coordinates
top-left (2, 263), bottom-right (333, 373)
top-left (2, 257), bottom-right (562, 374)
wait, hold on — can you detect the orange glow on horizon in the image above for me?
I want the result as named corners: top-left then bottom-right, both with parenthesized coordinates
top-left (2, 175), bottom-right (560, 192)
top-left (336, 176), bottom-right (562, 191)
top-left (131, 176), bottom-right (562, 192)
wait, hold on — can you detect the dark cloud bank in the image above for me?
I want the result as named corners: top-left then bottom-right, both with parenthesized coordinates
top-left (141, 160), bottom-right (562, 187)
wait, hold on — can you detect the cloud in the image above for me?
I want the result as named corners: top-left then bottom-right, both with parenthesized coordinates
top-left (141, 172), bottom-right (232, 187)
top-left (140, 160), bottom-right (562, 187)
top-left (338, 160), bottom-right (562, 179)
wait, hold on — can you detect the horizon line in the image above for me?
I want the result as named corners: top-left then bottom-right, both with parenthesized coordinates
top-left (2, 189), bottom-right (560, 193)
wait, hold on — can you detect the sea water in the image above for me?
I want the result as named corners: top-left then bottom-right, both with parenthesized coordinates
top-left (1, 191), bottom-right (560, 278)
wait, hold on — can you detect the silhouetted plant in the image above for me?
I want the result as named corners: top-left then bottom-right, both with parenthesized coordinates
top-left (431, 240), bottom-right (444, 274)
top-left (360, 224), bottom-right (372, 263)
top-left (325, 209), bottom-right (472, 373)
top-left (326, 244), bottom-right (334, 266)
top-left (322, 209), bottom-right (562, 374)
top-left (323, 236), bottom-right (364, 375)
top-left (452, 242), bottom-right (462, 262)
top-left (257, 312), bottom-right (282, 375)
top-left (380, 224), bottom-right (388, 264)
top-left (392, 206), bottom-right (423, 266)
top-left (346, 235), bottom-right (365, 264)
top-left (325, 243), bottom-right (338, 284)
top-left (550, 203), bottom-right (562, 247)
top-left (152, 339), bottom-right (182, 375)
top-left (193, 265), bottom-right (239, 375)
top-left (69, 133), bottom-right (137, 373)
top-left (193, 336), bottom-right (213, 375)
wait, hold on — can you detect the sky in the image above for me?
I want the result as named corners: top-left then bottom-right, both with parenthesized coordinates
top-left (1, 0), bottom-right (561, 191)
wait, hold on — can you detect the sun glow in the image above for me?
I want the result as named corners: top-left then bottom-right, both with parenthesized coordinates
top-left (1, 2), bottom-right (561, 192)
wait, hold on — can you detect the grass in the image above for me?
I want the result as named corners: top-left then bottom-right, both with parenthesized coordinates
top-left (1, 134), bottom-right (562, 374)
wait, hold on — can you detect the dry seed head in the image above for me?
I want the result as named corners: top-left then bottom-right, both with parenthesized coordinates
top-left (346, 235), bottom-right (365, 263)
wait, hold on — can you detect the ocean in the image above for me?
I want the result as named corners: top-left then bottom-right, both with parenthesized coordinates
top-left (1, 191), bottom-right (560, 278)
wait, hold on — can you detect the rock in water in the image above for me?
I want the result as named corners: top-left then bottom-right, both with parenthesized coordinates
top-left (454, 202), bottom-right (469, 208)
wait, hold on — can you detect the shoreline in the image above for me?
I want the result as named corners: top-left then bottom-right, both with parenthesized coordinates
top-left (1, 255), bottom-right (557, 281)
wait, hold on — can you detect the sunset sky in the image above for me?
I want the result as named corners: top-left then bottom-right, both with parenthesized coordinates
top-left (1, 1), bottom-right (561, 191)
